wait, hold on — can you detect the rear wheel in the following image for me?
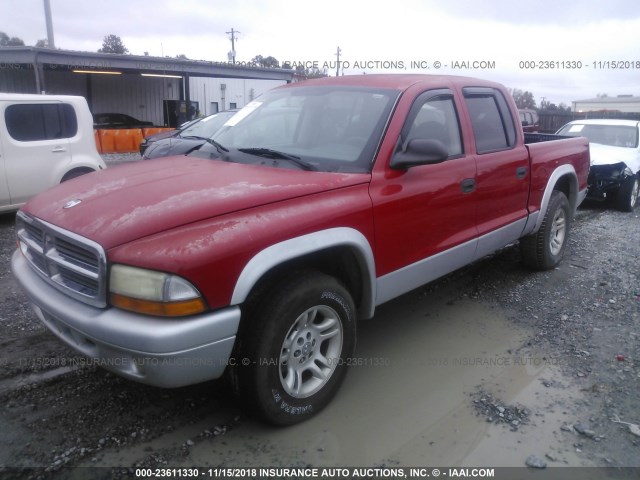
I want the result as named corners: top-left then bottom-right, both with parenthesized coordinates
top-left (231, 271), bottom-right (356, 426)
top-left (521, 190), bottom-right (571, 270)
top-left (615, 175), bottom-right (639, 212)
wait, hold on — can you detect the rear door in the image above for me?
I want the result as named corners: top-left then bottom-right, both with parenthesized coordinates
top-left (1, 101), bottom-right (76, 205)
top-left (462, 87), bottom-right (530, 257)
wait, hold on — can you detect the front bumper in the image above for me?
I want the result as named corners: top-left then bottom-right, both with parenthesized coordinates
top-left (587, 162), bottom-right (628, 199)
top-left (11, 250), bottom-right (240, 388)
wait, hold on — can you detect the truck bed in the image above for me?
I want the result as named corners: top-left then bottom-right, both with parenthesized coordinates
top-left (524, 132), bottom-right (575, 144)
top-left (525, 134), bottom-right (590, 213)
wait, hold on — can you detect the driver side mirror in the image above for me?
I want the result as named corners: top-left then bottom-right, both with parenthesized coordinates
top-left (390, 139), bottom-right (449, 170)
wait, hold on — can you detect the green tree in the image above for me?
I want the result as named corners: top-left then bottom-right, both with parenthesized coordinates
top-left (175, 54), bottom-right (188, 60)
top-left (291, 64), bottom-right (328, 79)
top-left (251, 55), bottom-right (280, 68)
top-left (511, 88), bottom-right (537, 109)
top-left (35, 38), bottom-right (49, 48)
top-left (98, 34), bottom-right (129, 54)
top-left (0, 31), bottom-right (25, 46)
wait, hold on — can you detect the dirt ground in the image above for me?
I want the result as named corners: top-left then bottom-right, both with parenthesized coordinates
top-left (0, 192), bottom-right (638, 478)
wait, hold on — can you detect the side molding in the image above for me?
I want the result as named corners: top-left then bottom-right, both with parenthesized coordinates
top-left (230, 227), bottom-right (377, 319)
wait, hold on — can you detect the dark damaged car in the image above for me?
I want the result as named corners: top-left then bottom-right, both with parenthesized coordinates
top-left (141, 110), bottom-right (237, 160)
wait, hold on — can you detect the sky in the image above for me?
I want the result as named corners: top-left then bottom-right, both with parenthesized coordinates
top-left (1, 0), bottom-right (639, 106)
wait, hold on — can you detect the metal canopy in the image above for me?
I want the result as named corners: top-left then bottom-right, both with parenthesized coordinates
top-left (0, 47), bottom-right (294, 82)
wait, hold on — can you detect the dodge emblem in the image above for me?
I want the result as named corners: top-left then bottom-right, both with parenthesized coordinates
top-left (63, 199), bottom-right (82, 209)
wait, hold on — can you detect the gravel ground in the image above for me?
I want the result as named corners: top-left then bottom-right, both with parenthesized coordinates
top-left (468, 200), bottom-right (640, 467)
top-left (0, 183), bottom-right (638, 477)
top-left (524, 203), bottom-right (639, 465)
top-left (101, 153), bottom-right (142, 166)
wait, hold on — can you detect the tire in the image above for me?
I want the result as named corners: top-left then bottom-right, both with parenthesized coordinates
top-left (230, 271), bottom-right (356, 426)
top-left (521, 190), bottom-right (571, 270)
top-left (61, 168), bottom-right (94, 182)
top-left (615, 175), bottom-right (639, 212)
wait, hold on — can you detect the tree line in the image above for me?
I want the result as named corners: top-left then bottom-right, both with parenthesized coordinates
top-left (510, 88), bottom-right (571, 113)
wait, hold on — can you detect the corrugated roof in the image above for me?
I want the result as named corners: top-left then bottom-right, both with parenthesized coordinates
top-left (573, 96), bottom-right (640, 103)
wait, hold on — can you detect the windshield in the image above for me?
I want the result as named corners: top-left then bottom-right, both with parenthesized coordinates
top-left (189, 85), bottom-right (399, 173)
top-left (557, 123), bottom-right (639, 148)
top-left (181, 111), bottom-right (237, 138)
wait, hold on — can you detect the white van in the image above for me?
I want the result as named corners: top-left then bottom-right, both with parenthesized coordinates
top-left (0, 93), bottom-right (106, 213)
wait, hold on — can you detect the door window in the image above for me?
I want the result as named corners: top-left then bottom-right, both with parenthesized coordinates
top-left (464, 89), bottom-right (516, 154)
top-left (404, 95), bottom-right (463, 157)
top-left (5, 104), bottom-right (77, 142)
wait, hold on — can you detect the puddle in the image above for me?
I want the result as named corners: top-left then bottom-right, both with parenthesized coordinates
top-left (82, 288), bottom-right (595, 468)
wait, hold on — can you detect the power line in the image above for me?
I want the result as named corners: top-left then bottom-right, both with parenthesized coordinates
top-left (226, 28), bottom-right (240, 64)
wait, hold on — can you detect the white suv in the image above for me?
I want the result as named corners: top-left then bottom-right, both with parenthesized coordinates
top-left (0, 93), bottom-right (106, 213)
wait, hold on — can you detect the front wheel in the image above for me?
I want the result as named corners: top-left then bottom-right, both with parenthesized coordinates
top-left (231, 271), bottom-right (356, 426)
top-left (615, 174), bottom-right (639, 212)
top-left (521, 190), bottom-right (571, 270)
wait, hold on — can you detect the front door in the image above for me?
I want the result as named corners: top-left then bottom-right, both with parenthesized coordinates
top-left (370, 89), bottom-right (478, 304)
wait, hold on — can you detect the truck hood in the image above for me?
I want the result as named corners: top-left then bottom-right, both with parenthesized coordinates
top-left (589, 142), bottom-right (640, 172)
top-left (23, 157), bottom-right (370, 250)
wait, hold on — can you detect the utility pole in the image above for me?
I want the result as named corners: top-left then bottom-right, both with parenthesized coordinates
top-left (226, 28), bottom-right (240, 64)
top-left (335, 47), bottom-right (341, 76)
top-left (43, 0), bottom-right (55, 49)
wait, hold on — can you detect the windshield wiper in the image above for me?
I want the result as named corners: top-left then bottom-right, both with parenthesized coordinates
top-left (204, 138), bottom-right (229, 154)
top-left (181, 135), bottom-right (208, 140)
top-left (237, 148), bottom-right (316, 171)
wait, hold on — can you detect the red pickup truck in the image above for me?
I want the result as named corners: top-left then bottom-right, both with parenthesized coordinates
top-left (12, 75), bottom-right (589, 425)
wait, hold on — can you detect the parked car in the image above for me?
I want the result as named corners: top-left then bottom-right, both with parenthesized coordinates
top-left (138, 117), bottom-right (205, 155)
top-left (93, 113), bottom-right (154, 129)
top-left (557, 119), bottom-right (639, 211)
top-left (140, 110), bottom-right (237, 159)
top-left (12, 74), bottom-right (589, 425)
top-left (0, 93), bottom-right (106, 213)
top-left (519, 109), bottom-right (540, 133)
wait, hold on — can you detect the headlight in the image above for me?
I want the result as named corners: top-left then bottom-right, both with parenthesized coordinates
top-left (142, 142), bottom-right (161, 159)
top-left (109, 264), bottom-right (206, 317)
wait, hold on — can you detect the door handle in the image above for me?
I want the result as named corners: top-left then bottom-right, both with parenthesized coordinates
top-left (461, 178), bottom-right (476, 194)
top-left (516, 166), bottom-right (527, 179)
top-left (52, 146), bottom-right (66, 153)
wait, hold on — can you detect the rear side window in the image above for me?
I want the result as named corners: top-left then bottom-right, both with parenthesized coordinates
top-left (5, 103), bottom-right (78, 141)
top-left (464, 89), bottom-right (517, 154)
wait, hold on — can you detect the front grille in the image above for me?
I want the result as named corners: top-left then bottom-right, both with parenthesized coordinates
top-left (16, 211), bottom-right (107, 308)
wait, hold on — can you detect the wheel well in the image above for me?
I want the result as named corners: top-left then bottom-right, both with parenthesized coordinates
top-left (61, 167), bottom-right (94, 183)
top-left (554, 175), bottom-right (570, 197)
top-left (242, 247), bottom-right (367, 319)
top-left (553, 174), bottom-right (577, 212)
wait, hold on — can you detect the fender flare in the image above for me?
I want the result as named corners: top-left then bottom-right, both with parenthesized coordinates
top-left (524, 164), bottom-right (580, 236)
top-left (230, 227), bottom-right (377, 319)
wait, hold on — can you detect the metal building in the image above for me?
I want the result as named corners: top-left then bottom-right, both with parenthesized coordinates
top-left (572, 95), bottom-right (640, 113)
top-left (0, 47), bottom-right (293, 126)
